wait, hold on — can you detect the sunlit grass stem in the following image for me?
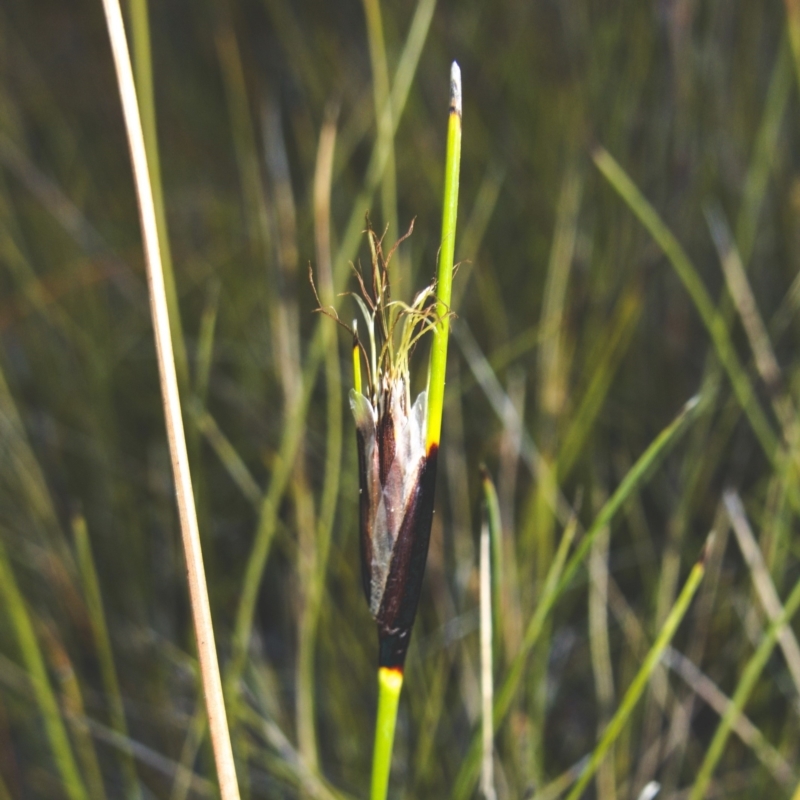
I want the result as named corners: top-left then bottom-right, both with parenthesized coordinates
top-left (481, 468), bottom-right (504, 660)
top-left (371, 668), bottom-right (404, 800)
top-left (426, 62), bottom-right (462, 452)
top-left (98, 0), bottom-right (239, 796)
top-left (369, 60), bottom-right (462, 800)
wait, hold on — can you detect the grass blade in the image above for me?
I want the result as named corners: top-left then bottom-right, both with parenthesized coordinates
top-left (72, 515), bottom-right (141, 800)
top-left (452, 395), bottom-right (700, 800)
top-left (588, 516), bottom-right (616, 800)
top-left (426, 61), bottom-right (462, 452)
top-left (128, 0), bottom-right (188, 392)
top-left (0, 534), bottom-right (88, 800)
top-left (592, 144), bottom-right (777, 462)
top-left (361, 0), bottom-right (399, 263)
top-left (565, 538), bottom-right (709, 800)
top-left (479, 496), bottom-right (497, 800)
top-left (689, 572), bottom-right (800, 799)
top-left (662, 646), bottom-right (795, 787)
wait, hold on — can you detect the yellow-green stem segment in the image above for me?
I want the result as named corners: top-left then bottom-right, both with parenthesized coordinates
top-left (371, 667), bottom-right (404, 800)
top-left (426, 62), bottom-right (462, 451)
top-left (353, 330), bottom-right (363, 395)
top-left (565, 545), bottom-right (708, 800)
top-left (369, 61), bottom-right (461, 800)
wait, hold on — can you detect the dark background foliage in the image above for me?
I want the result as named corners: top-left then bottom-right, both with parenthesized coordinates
top-left (0, 0), bottom-right (798, 797)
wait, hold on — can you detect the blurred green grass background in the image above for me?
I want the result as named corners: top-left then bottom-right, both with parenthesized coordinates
top-left (1, 0), bottom-right (800, 797)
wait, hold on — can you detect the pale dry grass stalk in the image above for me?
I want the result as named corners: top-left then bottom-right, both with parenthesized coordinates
top-left (98, 0), bottom-right (240, 796)
top-left (707, 205), bottom-right (799, 444)
top-left (660, 505), bottom-right (730, 794)
top-left (662, 646), bottom-right (795, 786)
top-left (724, 490), bottom-right (800, 696)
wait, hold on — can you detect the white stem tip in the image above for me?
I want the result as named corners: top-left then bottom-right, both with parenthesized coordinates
top-left (450, 61), bottom-right (462, 117)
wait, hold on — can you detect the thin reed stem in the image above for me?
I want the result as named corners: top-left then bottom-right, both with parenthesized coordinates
top-left (128, 0), bottom-right (189, 392)
top-left (38, 621), bottom-right (107, 800)
top-left (565, 537), bottom-right (709, 800)
top-left (295, 101), bottom-right (344, 776)
top-left (592, 145), bottom-right (777, 462)
top-left (371, 668), bottom-right (403, 800)
top-left (689, 572), bottom-right (800, 800)
top-left (426, 62), bottom-right (462, 452)
top-left (368, 59), bottom-right (462, 800)
top-left (72, 515), bottom-right (142, 800)
top-left (361, 0), bottom-right (399, 263)
top-left (98, 1), bottom-right (240, 797)
top-left (481, 468), bottom-right (505, 661)
top-left (451, 396), bottom-right (700, 800)
top-left (479, 506), bottom-right (496, 800)
top-left (0, 534), bottom-right (88, 800)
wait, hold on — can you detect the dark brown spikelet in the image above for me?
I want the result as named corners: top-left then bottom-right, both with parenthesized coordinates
top-left (376, 445), bottom-right (439, 670)
top-left (345, 219), bottom-right (441, 670)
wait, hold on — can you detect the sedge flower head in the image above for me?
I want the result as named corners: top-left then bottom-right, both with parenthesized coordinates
top-left (314, 219), bottom-right (443, 668)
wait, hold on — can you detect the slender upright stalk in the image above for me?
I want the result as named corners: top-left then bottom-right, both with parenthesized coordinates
top-left (689, 572), bottom-right (800, 799)
top-left (371, 667), bottom-right (404, 800)
top-left (128, 0), bottom-right (189, 392)
top-left (0, 535), bottom-right (88, 800)
top-left (361, 0), bottom-right (399, 267)
top-left (426, 62), bottom-right (463, 453)
top-left (481, 468), bottom-right (504, 659)
top-left (368, 61), bottom-right (462, 800)
top-left (565, 539), bottom-right (709, 800)
top-left (479, 508), bottom-right (496, 800)
top-left (98, 1), bottom-right (240, 797)
top-left (72, 515), bottom-right (141, 800)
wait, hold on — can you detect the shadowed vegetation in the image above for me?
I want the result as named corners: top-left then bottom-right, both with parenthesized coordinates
top-left (1, 0), bottom-right (800, 798)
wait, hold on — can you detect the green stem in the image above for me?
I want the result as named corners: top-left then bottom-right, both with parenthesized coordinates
top-left (689, 571), bottom-right (800, 800)
top-left (592, 145), bottom-right (777, 462)
top-left (371, 667), bottom-right (404, 800)
top-left (566, 546), bottom-right (708, 800)
top-left (0, 533), bottom-right (88, 800)
top-left (128, 0), bottom-right (189, 394)
top-left (451, 396), bottom-right (700, 800)
top-left (427, 62), bottom-right (463, 451)
top-left (361, 0), bottom-right (399, 268)
top-left (72, 515), bottom-right (142, 800)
